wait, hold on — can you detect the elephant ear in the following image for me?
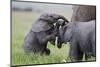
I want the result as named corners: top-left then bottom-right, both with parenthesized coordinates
top-left (31, 20), bottom-right (53, 32)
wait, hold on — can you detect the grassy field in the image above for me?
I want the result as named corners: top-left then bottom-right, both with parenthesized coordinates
top-left (12, 11), bottom-right (95, 66)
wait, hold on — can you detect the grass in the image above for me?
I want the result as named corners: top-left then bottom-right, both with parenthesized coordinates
top-left (12, 11), bottom-right (95, 66)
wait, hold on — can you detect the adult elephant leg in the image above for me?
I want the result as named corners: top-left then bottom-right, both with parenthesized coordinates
top-left (85, 54), bottom-right (88, 60)
top-left (92, 33), bottom-right (96, 57)
top-left (84, 54), bottom-right (91, 60)
top-left (69, 41), bottom-right (83, 62)
top-left (69, 43), bottom-right (78, 62)
top-left (77, 48), bottom-right (83, 61)
top-left (69, 48), bottom-right (83, 62)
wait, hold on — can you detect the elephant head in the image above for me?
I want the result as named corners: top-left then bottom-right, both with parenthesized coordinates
top-left (39, 13), bottom-right (69, 24)
top-left (24, 13), bottom-right (69, 55)
top-left (32, 13), bottom-right (69, 32)
top-left (56, 19), bottom-right (72, 48)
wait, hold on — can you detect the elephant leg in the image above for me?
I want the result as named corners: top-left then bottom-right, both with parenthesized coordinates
top-left (69, 41), bottom-right (83, 62)
top-left (41, 48), bottom-right (50, 55)
top-left (69, 45), bottom-right (78, 62)
top-left (92, 39), bottom-right (96, 57)
top-left (85, 54), bottom-right (88, 60)
top-left (24, 31), bottom-right (37, 53)
top-left (69, 48), bottom-right (83, 62)
top-left (57, 36), bottom-right (63, 48)
top-left (49, 37), bottom-right (56, 46)
top-left (69, 41), bottom-right (77, 62)
top-left (85, 52), bottom-right (95, 60)
top-left (77, 49), bottom-right (83, 61)
top-left (45, 48), bottom-right (50, 55)
top-left (85, 54), bottom-right (92, 60)
top-left (41, 34), bottom-right (56, 44)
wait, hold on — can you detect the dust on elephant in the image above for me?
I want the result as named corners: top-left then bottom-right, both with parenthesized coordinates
top-left (24, 13), bottom-right (68, 55)
top-left (57, 20), bottom-right (96, 61)
top-left (71, 5), bottom-right (96, 22)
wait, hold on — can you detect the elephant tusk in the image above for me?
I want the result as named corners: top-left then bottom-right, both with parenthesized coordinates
top-left (55, 37), bottom-right (58, 45)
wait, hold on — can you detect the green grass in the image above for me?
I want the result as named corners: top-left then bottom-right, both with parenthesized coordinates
top-left (12, 11), bottom-right (95, 66)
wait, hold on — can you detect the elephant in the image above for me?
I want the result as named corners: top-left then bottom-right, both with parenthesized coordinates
top-left (24, 13), bottom-right (68, 55)
top-left (71, 5), bottom-right (96, 22)
top-left (57, 19), bottom-right (96, 61)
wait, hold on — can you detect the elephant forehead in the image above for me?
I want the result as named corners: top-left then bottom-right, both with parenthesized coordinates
top-left (31, 21), bottom-right (53, 32)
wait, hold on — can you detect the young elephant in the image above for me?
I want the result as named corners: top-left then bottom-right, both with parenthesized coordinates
top-left (57, 20), bottom-right (96, 61)
top-left (24, 13), bottom-right (68, 55)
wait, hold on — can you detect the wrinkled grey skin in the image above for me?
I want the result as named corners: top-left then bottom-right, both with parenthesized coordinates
top-left (24, 13), bottom-right (68, 55)
top-left (69, 5), bottom-right (96, 61)
top-left (57, 20), bottom-right (96, 61)
top-left (71, 5), bottom-right (96, 22)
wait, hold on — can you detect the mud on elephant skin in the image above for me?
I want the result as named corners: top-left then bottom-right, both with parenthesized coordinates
top-left (57, 20), bottom-right (96, 61)
top-left (24, 13), bottom-right (68, 55)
